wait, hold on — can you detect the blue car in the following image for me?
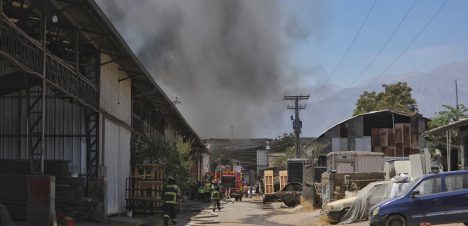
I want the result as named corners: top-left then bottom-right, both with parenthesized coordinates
top-left (370, 170), bottom-right (468, 226)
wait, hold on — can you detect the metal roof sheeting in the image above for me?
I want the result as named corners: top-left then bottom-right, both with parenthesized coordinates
top-left (425, 118), bottom-right (468, 135)
top-left (314, 109), bottom-right (427, 140)
top-left (49, 0), bottom-right (205, 148)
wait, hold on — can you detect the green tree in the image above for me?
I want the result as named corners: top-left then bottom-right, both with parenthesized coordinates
top-left (272, 146), bottom-right (295, 167)
top-left (132, 134), bottom-right (196, 192)
top-left (428, 104), bottom-right (468, 128)
top-left (353, 82), bottom-right (418, 115)
top-left (426, 104), bottom-right (468, 159)
top-left (269, 133), bottom-right (295, 153)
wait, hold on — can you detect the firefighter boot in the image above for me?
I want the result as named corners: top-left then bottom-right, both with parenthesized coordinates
top-left (163, 215), bottom-right (169, 225)
top-left (171, 219), bottom-right (177, 225)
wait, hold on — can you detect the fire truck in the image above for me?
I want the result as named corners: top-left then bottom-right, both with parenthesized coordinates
top-left (214, 165), bottom-right (243, 201)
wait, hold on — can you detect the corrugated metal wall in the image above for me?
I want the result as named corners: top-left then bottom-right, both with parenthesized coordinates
top-left (0, 89), bottom-right (86, 175)
top-left (256, 149), bottom-right (268, 168)
top-left (100, 53), bottom-right (132, 215)
top-left (103, 119), bottom-right (132, 215)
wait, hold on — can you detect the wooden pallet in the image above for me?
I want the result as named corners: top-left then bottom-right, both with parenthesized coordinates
top-left (132, 164), bottom-right (164, 180)
top-left (264, 170), bottom-right (274, 194)
top-left (279, 170), bottom-right (288, 191)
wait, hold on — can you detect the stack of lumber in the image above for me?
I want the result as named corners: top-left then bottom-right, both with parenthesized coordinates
top-left (127, 164), bottom-right (165, 213)
top-left (0, 160), bottom-right (71, 178)
top-left (0, 174), bottom-right (28, 219)
top-left (55, 177), bottom-right (84, 218)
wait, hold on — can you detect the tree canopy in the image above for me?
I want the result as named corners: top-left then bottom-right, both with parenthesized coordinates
top-left (353, 82), bottom-right (418, 116)
top-left (423, 104), bottom-right (467, 161)
top-left (132, 134), bottom-right (195, 191)
top-left (428, 104), bottom-right (468, 129)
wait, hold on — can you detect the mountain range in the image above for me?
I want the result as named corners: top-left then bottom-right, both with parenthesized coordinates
top-left (304, 61), bottom-right (468, 136)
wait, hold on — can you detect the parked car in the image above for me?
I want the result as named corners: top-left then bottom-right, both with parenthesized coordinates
top-left (326, 179), bottom-right (410, 224)
top-left (370, 170), bottom-right (468, 226)
top-left (263, 182), bottom-right (302, 207)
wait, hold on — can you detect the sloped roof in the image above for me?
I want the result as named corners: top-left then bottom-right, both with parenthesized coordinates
top-left (48, 0), bottom-right (205, 148)
top-left (424, 118), bottom-right (468, 135)
top-left (314, 109), bottom-right (427, 140)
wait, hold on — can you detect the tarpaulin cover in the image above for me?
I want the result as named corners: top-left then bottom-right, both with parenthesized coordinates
top-left (339, 175), bottom-right (410, 224)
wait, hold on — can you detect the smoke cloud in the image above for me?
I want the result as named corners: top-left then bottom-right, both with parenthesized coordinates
top-left (96, 0), bottom-right (330, 138)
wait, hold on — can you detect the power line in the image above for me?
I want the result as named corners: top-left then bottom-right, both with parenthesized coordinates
top-left (366, 0), bottom-right (449, 86)
top-left (322, 0), bottom-right (377, 85)
top-left (351, 0), bottom-right (419, 86)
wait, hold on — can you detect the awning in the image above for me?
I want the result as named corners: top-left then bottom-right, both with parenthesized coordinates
top-left (424, 118), bottom-right (468, 135)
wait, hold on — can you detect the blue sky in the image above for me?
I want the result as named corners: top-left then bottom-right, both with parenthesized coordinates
top-left (282, 0), bottom-right (468, 89)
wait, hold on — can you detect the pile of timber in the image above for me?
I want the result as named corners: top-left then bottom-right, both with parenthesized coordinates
top-left (0, 160), bottom-right (71, 178)
top-left (0, 174), bottom-right (28, 219)
top-left (0, 160), bottom-right (87, 220)
top-left (126, 164), bottom-right (165, 213)
top-left (55, 177), bottom-right (85, 218)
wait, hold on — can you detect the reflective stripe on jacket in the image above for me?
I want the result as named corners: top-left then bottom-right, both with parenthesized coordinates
top-left (163, 184), bottom-right (179, 204)
top-left (211, 191), bottom-right (220, 200)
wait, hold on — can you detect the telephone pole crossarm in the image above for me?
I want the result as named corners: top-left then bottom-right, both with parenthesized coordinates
top-left (283, 94), bottom-right (310, 158)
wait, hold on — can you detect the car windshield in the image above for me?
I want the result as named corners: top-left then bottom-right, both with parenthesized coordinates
top-left (395, 176), bottom-right (420, 197)
top-left (353, 182), bottom-right (379, 197)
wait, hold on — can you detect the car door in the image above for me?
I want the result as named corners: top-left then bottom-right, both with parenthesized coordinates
top-left (407, 176), bottom-right (444, 224)
top-left (442, 173), bottom-right (468, 223)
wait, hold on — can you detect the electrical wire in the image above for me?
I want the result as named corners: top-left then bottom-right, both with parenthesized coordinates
top-left (366, 0), bottom-right (449, 87)
top-left (350, 0), bottom-right (419, 86)
top-left (322, 0), bottom-right (377, 85)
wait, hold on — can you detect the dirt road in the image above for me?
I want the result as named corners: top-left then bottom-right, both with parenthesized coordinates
top-left (143, 198), bottom-right (464, 226)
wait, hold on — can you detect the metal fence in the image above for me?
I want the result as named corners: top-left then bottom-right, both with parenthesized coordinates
top-left (0, 17), bottom-right (98, 109)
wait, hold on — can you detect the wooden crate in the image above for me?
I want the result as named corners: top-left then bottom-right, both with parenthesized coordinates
top-left (133, 164), bottom-right (164, 180)
top-left (264, 170), bottom-right (274, 194)
top-left (128, 164), bottom-right (165, 211)
top-left (133, 180), bottom-right (164, 198)
top-left (279, 170), bottom-right (288, 191)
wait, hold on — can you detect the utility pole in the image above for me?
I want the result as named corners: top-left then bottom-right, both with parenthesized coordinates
top-left (230, 125), bottom-right (234, 139)
top-left (455, 80), bottom-right (459, 121)
top-left (284, 95), bottom-right (310, 158)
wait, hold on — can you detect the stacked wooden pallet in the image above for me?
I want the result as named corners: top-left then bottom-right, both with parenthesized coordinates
top-left (127, 164), bottom-right (165, 214)
top-left (55, 177), bottom-right (84, 218)
top-left (0, 160), bottom-right (70, 178)
top-left (0, 174), bottom-right (28, 219)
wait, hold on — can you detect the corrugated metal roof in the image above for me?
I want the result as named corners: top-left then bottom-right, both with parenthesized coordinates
top-left (424, 118), bottom-right (468, 135)
top-left (313, 109), bottom-right (427, 141)
top-left (327, 151), bottom-right (384, 157)
top-left (49, 0), bottom-right (205, 149)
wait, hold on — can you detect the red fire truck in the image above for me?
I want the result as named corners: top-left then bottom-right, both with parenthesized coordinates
top-left (214, 165), bottom-right (243, 201)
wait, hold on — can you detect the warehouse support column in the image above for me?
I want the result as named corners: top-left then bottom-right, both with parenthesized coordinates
top-left (461, 128), bottom-right (468, 170)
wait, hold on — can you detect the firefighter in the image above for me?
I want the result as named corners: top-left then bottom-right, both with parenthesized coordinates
top-left (162, 176), bottom-right (180, 225)
top-left (210, 180), bottom-right (221, 212)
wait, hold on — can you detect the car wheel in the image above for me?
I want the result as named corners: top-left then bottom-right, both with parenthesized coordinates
top-left (385, 215), bottom-right (406, 226)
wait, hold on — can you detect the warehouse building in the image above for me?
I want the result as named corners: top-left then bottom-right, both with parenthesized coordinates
top-left (313, 110), bottom-right (428, 157)
top-left (0, 0), bottom-right (206, 221)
